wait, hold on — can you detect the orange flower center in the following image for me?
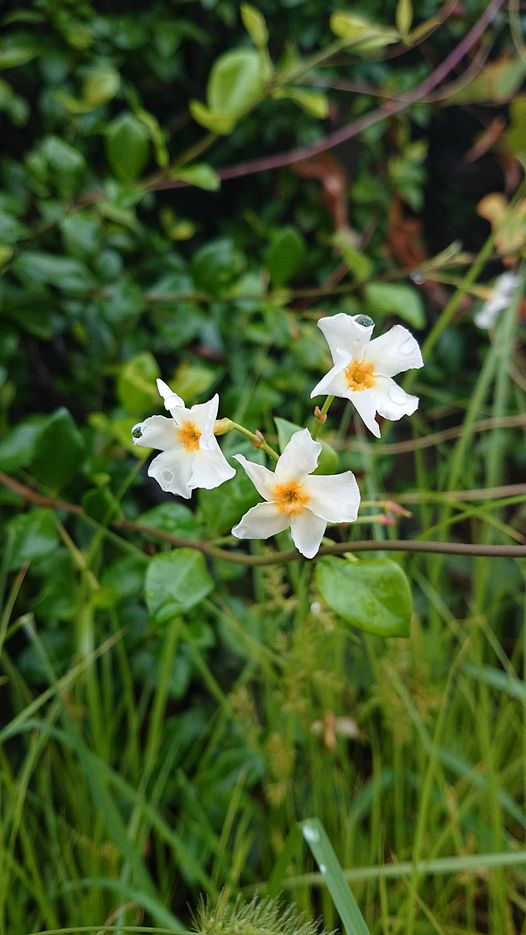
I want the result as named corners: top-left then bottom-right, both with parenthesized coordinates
top-left (178, 421), bottom-right (201, 451)
top-left (273, 481), bottom-right (310, 515)
top-left (345, 360), bottom-right (375, 391)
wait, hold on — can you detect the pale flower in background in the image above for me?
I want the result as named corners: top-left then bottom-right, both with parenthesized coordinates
top-left (474, 272), bottom-right (519, 330)
top-left (311, 313), bottom-right (423, 438)
top-left (131, 379), bottom-right (235, 498)
top-left (232, 428), bottom-right (360, 559)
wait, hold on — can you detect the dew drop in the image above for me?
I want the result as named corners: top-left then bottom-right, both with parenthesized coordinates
top-left (303, 823), bottom-right (320, 844)
top-left (388, 385), bottom-right (407, 405)
top-left (410, 271), bottom-right (425, 285)
top-left (131, 424), bottom-right (143, 439)
top-left (310, 601), bottom-right (321, 615)
top-left (354, 314), bottom-right (374, 328)
top-left (319, 863), bottom-right (327, 874)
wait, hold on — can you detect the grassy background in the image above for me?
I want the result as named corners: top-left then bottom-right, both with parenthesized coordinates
top-left (1, 0), bottom-right (526, 932)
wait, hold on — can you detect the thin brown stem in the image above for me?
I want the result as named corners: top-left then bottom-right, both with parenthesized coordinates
top-left (1, 471), bottom-right (524, 567)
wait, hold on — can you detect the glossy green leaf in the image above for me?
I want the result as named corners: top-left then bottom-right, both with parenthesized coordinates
top-left (266, 226), bottom-right (306, 286)
top-left (105, 113), bottom-right (150, 181)
top-left (330, 12), bottom-right (398, 51)
top-left (117, 352), bottom-right (160, 417)
top-left (316, 556), bottom-right (412, 637)
top-left (145, 549), bottom-right (214, 624)
top-left (189, 100), bottom-right (235, 135)
top-left (170, 163), bottom-right (220, 191)
top-left (241, 4), bottom-right (268, 47)
top-left (31, 408), bottom-right (86, 491)
top-left (365, 282), bottom-right (425, 328)
top-left (273, 87), bottom-right (329, 119)
top-left (83, 64), bottom-right (120, 107)
top-left (0, 418), bottom-right (44, 472)
top-left (7, 509), bottom-right (59, 571)
top-left (208, 49), bottom-right (263, 118)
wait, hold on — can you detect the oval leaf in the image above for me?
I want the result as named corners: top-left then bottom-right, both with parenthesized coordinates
top-left (207, 49), bottom-right (263, 118)
top-left (145, 549), bottom-right (213, 625)
top-left (105, 112), bottom-right (149, 181)
top-left (316, 556), bottom-right (412, 637)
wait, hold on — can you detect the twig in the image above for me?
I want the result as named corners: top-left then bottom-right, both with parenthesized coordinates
top-left (1, 471), bottom-right (524, 567)
top-left (341, 413), bottom-right (526, 455)
top-left (151, 0), bottom-right (505, 191)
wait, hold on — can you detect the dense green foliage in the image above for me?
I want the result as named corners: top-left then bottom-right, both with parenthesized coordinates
top-left (1, 0), bottom-right (526, 933)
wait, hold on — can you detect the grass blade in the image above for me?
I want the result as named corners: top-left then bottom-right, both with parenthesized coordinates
top-left (301, 818), bottom-right (371, 935)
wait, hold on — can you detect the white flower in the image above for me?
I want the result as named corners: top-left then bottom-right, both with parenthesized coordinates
top-left (311, 313), bottom-right (423, 438)
top-left (474, 272), bottom-right (519, 329)
top-left (131, 379), bottom-right (235, 498)
top-left (231, 428), bottom-right (360, 559)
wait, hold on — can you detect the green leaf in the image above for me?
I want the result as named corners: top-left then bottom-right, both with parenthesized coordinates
top-left (241, 4), bottom-right (268, 47)
top-left (170, 163), bottom-right (220, 191)
top-left (207, 49), bottom-right (263, 118)
top-left (117, 352), bottom-right (160, 416)
top-left (7, 509), bottom-right (59, 571)
top-left (365, 282), bottom-right (425, 328)
top-left (0, 418), bottom-right (44, 472)
top-left (83, 64), bottom-right (120, 107)
top-left (105, 113), bottom-right (150, 181)
top-left (396, 0), bottom-right (413, 38)
top-left (301, 818), bottom-right (371, 935)
top-left (169, 362), bottom-right (216, 403)
top-left (30, 408), bottom-right (86, 491)
top-left (189, 100), bottom-right (235, 135)
top-left (145, 549), bottom-right (214, 624)
top-left (266, 226), bottom-right (306, 286)
top-left (316, 556), bottom-right (412, 637)
top-left (0, 41), bottom-right (40, 70)
top-left (334, 233), bottom-right (373, 282)
top-left (273, 87), bottom-right (329, 119)
top-left (192, 237), bottom-right (245, 295)
top-left (138, 503), bottom-right (204, 540)
top-left (82, 485), bottom-right (122, 523)
top-left (274, 417), bottom-right (338, 475)
top-left (12, 251), bottom-right (97, 294)
top-left (330, 12), bottom-right (399, 51)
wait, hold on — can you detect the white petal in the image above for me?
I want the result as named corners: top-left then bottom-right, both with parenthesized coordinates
top-left (232, 502), bottom-right (290, 540)
top-left (372, 376), bottom-right (419, 421)
top-left (318, 313), bottom-right (374, 363)
top-left (349, 390), bottom-right (381, 437)
top-left (303, 471), bottom-right (361, 523)
top-left (290, 510), bottom-right (327, 559)
top-left (148, 448), bottom-right (193, 498)
top-left (156, 378), bottom-right (185, 411)
top-left (188, 394), bottom-right (219, 445)
top-left (310, 349), bottom-right (350, 399)
top-left (233, 453), bottom-right (276, 501)
top-left (365, 325), bottom-right (423, 377)
top-left (275, 429), bottom-right (321, 484)
top-left (132, 415), bottom-right (179, 451)
top-left (190, 441), bottom-right (235, 489)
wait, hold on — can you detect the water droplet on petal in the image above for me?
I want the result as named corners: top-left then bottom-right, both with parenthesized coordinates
top-left (354, 314), bottom-right (374, 328)
top-left (388, 385), bottom-right (407, 405)
top-left (161, 468), bottom-right (174, 482)
top-left (131, 424), bottom-right (143, 439)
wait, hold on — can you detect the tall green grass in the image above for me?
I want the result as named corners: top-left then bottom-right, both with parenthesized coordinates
top-left (1, 260), bottom-right (525, 934)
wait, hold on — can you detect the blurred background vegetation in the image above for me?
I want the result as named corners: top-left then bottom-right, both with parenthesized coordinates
top-left (1, 0), bottom-right (526, 932)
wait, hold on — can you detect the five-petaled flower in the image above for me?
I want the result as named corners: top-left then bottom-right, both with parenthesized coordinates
top-left (131, 379), bottom-right (235, 498)
top-left (311, 313), bottom-right (423, 437)
top-left (231, 428), bottom-right (360, 559)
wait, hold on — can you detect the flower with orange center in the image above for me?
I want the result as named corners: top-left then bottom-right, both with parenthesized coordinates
top-left (345, 360), bottom-right (375, 392)
top-left (232, 429), bottom-right (360, 559)
top-left (132, 379), bottom-right (235, 498)
top-left (178, 421), bottom-right (202, 451)
top-left (311, 313), bottom-right (423, 437)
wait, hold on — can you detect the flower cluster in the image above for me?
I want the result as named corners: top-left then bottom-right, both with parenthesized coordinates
top-left (132, 313), bottom-right (423, 558)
